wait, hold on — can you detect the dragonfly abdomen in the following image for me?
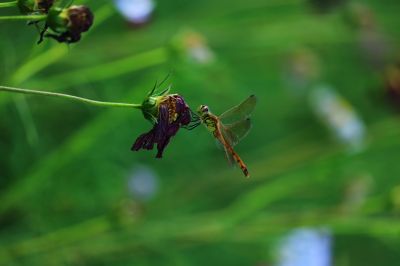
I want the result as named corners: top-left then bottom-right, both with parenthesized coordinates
top-left (215, 130), bottom-right (250, 178)
top-left (226, 144), bottom-right (250, 177)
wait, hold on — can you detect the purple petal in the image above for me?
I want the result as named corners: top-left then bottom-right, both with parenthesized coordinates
top-left (156, 136), bottom-right (172, 158)
top-left (174, 95), bottom-right (185, 112)
top-left (132, 130), bottom-right (156, 151)
top-left (155, 104), bottom-right (169, 141)
top-left (143, 130), bottom-right (156, 150)
top-left (179, 109), bottom-right (191, 125)
top-left (155, 124), bottom-right (180, 158)
top-left (167, 123), bottom-right (180, 135)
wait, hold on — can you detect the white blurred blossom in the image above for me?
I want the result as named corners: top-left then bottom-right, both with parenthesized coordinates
top-left (174, 30), bottom-right (215, 64)
top-left (276, 228), bottom-right (332, 266)
top-left (309, 85), bottom-right (366, 152)
top-left (128, 165), bottom-right (159, 201)
top-left (114, 0), bottom-right (155, 24)
top-left (283, 48), bottom-right (320, 94)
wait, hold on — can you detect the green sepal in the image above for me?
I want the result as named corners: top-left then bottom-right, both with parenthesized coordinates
top-left (46, 7), bottom-right (68, 32)
top-left (141, 96), bottom-right (161, 124)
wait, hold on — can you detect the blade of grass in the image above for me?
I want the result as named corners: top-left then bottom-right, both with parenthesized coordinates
top-left (31, 47), bottom-right (168, 90)
top-left (0, 1), bottom-right (17, 8)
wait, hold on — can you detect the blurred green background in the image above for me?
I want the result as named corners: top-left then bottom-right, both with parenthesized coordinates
top-left (1, 0), bottom-right (400, 265)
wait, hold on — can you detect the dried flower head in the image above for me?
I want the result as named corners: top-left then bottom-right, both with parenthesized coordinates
top-left (39, 5), bottom-right (94, 44)
top-left (131, 82), bottom-right (192, 158)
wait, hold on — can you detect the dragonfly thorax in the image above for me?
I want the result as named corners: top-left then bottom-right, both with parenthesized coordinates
top-left (197, 105), bottom-right (218, 133)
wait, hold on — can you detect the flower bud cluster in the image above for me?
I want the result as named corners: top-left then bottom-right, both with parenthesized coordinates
top-left (16, 0), bottom-right (94, 44)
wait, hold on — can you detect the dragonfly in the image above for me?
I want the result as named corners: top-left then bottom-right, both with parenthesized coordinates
top-left (187, 95), bottom-right (257, 177)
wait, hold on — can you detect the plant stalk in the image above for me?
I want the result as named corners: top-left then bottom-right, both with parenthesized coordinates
top-left (0, 14), bottom-right (47, 20)
top-left (0, 86), bottom-right (142, 109)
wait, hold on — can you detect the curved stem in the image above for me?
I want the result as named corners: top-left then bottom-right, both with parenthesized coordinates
top-left (0, 86), bottom-right (142, 109)
top-left (0, 1), bottom-right (17, 8)
top-left (0, 14), bottom-right (47, 21)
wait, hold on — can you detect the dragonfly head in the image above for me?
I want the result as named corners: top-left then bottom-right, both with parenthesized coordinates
top-left (197, 105), bottom-right (210, 116)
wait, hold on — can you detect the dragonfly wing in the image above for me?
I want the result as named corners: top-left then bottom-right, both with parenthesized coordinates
top-left (220, 118), bottom-right (252, 147)
top-left (214, 134), bottom-right (235, 166)
top-left (215, 138), bottom-right (224, 150)
top-left (212, 122), bottom-right (235, 167)
top-left (217, 121), bottom-right (250, 177)
top-left (224, 146), bottom-right (236, 167)
top-left (219, 95), bottom-right (257, 125)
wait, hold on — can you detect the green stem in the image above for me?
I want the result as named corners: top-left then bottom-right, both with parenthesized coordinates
top-left (0, 86), bottom-right (142, 109)
top-left (0, 14), bottom-right (47, 20)
top-left (0, 1), bottom-right (17, 8)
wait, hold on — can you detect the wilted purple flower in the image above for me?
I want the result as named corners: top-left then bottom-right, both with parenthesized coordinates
top-left (132, 92), bottom-right (191, 158)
